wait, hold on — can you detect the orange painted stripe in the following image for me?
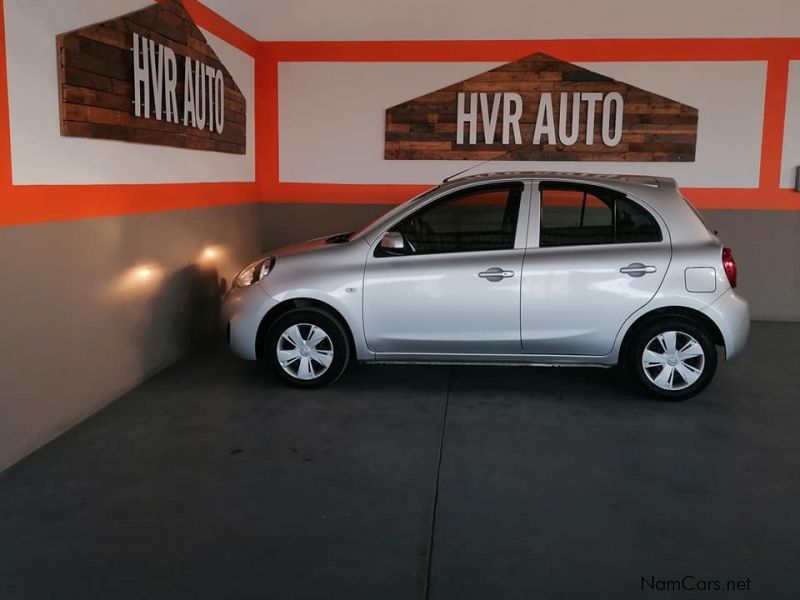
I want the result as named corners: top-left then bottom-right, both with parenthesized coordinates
top-left (683, 188), bottom-right (800, 211)
top-left (266, 38), bottom-right (800, 62)
top-left (268, 182), bottom-right (429, 205)
top-left (0, 182), bottom-right (259, 227)
top-left (261, 182), bottom-right (800, 211)
top-left (256, 46), bottom-right (280, 201)
top-left (759, 58), bottom-right (791, 189)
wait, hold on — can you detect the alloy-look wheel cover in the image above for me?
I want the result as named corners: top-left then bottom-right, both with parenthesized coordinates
top-left (641, 330), bottom-right (706, 391)
top-left (277, 323), bottom-right (334, 381)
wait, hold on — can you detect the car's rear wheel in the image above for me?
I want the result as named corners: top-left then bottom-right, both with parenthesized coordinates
top-left (265, 308), bottom-right (350, 388)
top-left (628, 318), bottom-right (717, 400)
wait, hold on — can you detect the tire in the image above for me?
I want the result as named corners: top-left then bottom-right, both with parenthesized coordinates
top-left (264, 308), bottom-right (351, 388)
top-left (627, 318), bottom-right (718, 401)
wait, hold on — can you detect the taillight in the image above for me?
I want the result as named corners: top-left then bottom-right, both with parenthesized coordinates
top-left (722, 247), bottom-right (737, 288)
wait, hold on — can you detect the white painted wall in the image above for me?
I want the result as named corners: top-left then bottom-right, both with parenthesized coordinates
top-left (781, 61), bottom-right (800, 189)
top-left (278, 61), bottom-right (766, 188)
top-left (204, 0), bottom-right (800, 42)
top-left (3, 0), bottom-right (255, 185)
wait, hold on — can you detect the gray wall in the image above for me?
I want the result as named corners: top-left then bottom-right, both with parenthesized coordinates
top-left (703, 210), bottom-right (800, 322)
top-left (262, 203), bottom-right (800, 322)
top-left (0, 203), bottom-right (263, 469)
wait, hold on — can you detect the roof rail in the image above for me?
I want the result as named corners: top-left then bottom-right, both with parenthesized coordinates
top-left (442, 170), bottom-right (678, 189)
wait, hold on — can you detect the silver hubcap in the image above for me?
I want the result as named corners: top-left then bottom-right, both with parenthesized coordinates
top-left (642, 330), bottom-right (705, 391)
top-left (277, 323), bottom-right (334, 381)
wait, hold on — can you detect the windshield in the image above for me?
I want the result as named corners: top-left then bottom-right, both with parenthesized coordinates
top-left (353, 186), bottom-right (440, 241)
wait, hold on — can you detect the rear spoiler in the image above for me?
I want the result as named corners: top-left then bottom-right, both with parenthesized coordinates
top-left (654, 177), bottom-right (677, 191)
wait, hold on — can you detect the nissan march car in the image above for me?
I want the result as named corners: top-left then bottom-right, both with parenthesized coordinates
top-left (222, 172), bottom-right (749, 400)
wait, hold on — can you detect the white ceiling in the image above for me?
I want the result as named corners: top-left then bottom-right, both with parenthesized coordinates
top-left (202, 0), bottom-right (800, 42)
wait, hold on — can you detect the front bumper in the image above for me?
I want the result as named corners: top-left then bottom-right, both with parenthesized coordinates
top-left (701, 290), bottom-right (750, 360)
top-left (220, 284), bottom-right (277, 360)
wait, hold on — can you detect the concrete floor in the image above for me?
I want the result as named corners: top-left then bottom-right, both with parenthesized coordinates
top-left (1, 321), bottom-right (798, 599)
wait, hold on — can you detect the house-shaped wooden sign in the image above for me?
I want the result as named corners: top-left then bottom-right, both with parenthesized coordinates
top-left (57, 0), bottom-right (246, 154)
top-left (385, 52), bottom-right (698, 162)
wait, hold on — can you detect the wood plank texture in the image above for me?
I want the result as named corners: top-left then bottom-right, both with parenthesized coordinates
top-left (56, 0), bottom-right (246, 154)
top-left (385, 52), bottom-right (697, 161)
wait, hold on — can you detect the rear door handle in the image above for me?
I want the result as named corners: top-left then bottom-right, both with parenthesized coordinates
top-left (478, 267), bottom-right (515, 282)
top-left (620, 262), bottom-right (657, 277)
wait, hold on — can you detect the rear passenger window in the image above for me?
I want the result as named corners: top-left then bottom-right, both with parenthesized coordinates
top-left (539, 183), bottom-right (661, 247)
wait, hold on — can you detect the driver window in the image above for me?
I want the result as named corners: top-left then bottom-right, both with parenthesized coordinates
top-left (390, 183), bottom-right (523, 255)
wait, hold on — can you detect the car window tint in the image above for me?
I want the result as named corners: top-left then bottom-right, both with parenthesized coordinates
top-left (540, 187), bottom-right (614, 246)
top-left (615, 197), bottom-right (662, 243)
top-left (540, 184), bottom-right (661, 247)
top-left (393, 183), bottom-right (522, 255)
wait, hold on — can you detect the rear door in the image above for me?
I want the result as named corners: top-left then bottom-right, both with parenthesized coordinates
top-left (363, 181), bottom-right (530, 355)
top-left (521, 182), bottom-right (671, 356)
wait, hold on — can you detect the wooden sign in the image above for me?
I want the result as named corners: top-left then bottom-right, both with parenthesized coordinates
top-left (385, 53), bottom-right (698, 162)
top-left (57, 0), bottom-right (246, 154)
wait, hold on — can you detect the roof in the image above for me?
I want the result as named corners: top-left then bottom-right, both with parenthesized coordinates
top-left (358, 170), bottom-right (704, 245)
top-left (442, 171), bottom-right (677, 191)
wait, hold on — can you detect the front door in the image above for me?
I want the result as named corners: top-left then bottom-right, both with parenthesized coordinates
top-left (521, 182), bottom-right (671, 356)
top-left (363, 182), bottom-right (530, 355)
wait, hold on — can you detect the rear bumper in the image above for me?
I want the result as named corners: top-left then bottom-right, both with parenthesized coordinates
top-left (701, 290), bottom-right (750, 360)
top-left (220, 284), bottom-right (277, 361)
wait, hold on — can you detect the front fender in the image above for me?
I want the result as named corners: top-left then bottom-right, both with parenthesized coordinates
top-left (263, 288), bottom-right (372, 361)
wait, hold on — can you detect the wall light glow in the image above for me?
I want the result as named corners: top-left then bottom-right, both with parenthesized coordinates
top-left (107, 262), bottom-right (164, 299)
top-left (197, 244), bottom-right (226, 265)
top-left (136, 266), bottom-right (154, 280)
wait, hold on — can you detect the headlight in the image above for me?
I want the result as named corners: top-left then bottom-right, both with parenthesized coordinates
top-left (235, 257), bottom-right (275, 288)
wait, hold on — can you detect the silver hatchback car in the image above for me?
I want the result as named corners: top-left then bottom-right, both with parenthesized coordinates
top-left (222, 172), bottom-right (749, 400)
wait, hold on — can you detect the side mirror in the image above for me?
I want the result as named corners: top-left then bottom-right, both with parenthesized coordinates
top-left (380, 231), bottom-right (405, 252)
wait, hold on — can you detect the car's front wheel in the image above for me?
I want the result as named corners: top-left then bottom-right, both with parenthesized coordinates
top-left (265, 308), bottom-right (350, 388)
top-left (628, 318), bottom-right (718, 400)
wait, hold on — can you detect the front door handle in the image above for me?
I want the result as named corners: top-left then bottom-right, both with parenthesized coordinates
top-left (620, 262), bottom-right (657, 277)
top-left (478, 267), bottom-right (515, 282)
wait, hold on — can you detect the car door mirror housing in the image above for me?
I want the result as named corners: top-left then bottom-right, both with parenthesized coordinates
top-left (380, 232), bottom-right (406, 251)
